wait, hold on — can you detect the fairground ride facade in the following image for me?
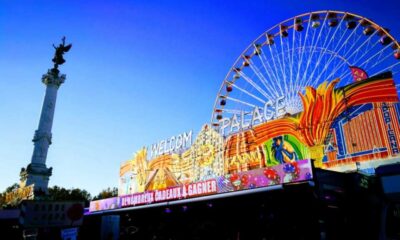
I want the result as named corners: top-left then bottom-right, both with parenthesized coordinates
top-left (89, 10), bottom-right (400, 216)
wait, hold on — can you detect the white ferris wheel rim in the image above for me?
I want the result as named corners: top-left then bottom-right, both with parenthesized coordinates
top-left (211, 10), bottom-right (400, 129)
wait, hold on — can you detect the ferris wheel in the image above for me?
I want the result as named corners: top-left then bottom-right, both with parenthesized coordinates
top-left (211, 10), bottom-right (400, 131)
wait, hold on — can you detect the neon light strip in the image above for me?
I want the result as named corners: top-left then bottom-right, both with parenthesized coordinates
top-left (88, 184), bottom-right (285, 215)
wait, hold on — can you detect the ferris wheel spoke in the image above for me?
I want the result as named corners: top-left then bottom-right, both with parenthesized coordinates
top-left (230, 81), bottom-right (267, 104)
top-left (278, 31), bottom-right (291, 96)
top-left (288, 21), bottom-right (297, 102)
top-left (299, 14), bottom-right (329, 88)
top-left (304, 22), bottom-right (337, 89)
top-left (327, 34), bottom-right (380, 80)
top-left (283, 36), bottom-right (294, 97)
top-left (344, 30), bottom-right (364, 57)
top-left (272, 42), bottom-right (288, 95)
top-left (302, 48), bottom-right (329, 88)
top-left (358, 42), bottom-right (392, 68)
top-left (336, 41), bottom-right (393, 80)
top-left (330, 22), bottom-right (361, 60)
top-left (332, 32), bottom-right (379, 77)
top-left (220, 108), bottom-right (249, 115)
top-left (370, 61), bottom-right (400, 77)
top-left (312, 15), bottom-right (345, 67)
top-left (368, 46), bottom-right (394, 69)
top-left (314, 21), bottom-right (362, 83)
top-left (335, 21), bottom-right (362, 50)
top-left (303, 49), bottom-right (331, 88)
top-left (286, 38), bottom-right (295, 96)
top-left (259, 48), bottom-right (285, 96)
top-left (299, 33), bottom-right (332, 91)
top-left (257, 47), bottom-right (279, 84)
top-left (342, 48), bottom-right (393, 80)
top-left (266, 44), bottom-right (285, 90)
top-left (351, 41), bottom-right (367, 64)
top-left (340, 30), bottom-right (379, 64)
top-left (248, 59), bottom-right (280, 98)
top-left (294, 14), bottom-right (313, 97)
top-left (311, 21), bottom-right (349, 84)
top-left (237, 70), bottom-right (274, 100)
top-left (288, 35), bottom-right (302, 102)
top-left (305, 20), bottom-right (347, 86)
top-left (288, 32), bottom-right (303, 104)
top-left (226, 96), bottom-right (258, 109)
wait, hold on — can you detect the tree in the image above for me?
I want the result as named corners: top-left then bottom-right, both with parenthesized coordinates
top-left (48, 186), bottom-right (92, 207)
top-left (5, 183), bottom-right (19, 193)
top-left (93, 187), bottom-right (118, 200)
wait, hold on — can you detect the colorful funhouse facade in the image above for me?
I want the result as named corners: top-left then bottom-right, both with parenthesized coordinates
top-left (87, 72), bottom-right (398, 205)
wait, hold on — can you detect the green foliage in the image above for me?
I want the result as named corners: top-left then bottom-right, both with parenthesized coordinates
top-left (5, 183), bottom-right (19, 193)
top-left (48, 186), bottom-right (92, 207)
top-left (93, 187), bottom-right (118, 200)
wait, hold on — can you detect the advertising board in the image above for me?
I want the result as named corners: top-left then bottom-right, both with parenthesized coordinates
top-left (89, 197), bottom-right (119, 212)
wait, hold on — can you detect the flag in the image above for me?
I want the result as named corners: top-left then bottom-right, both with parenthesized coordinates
top-left (350, 66), bottom-right (368, 82)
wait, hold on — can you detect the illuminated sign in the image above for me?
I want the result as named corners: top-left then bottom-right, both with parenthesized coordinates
top-left (219, 96), bottom-right (286, 135)
top-left (150, 130), bottom-right (193, 158)
top-left (120, 73), bottom-right (399, 194)
top-left (89, 197), bottom-right (119, 212)
top-left (120, 179), bottom-right (218, 207)
top-left (115, 159), bottom-right (313, 209)
top-left (100, 72), bottom-right (400, 212)
top-left (382, 103), bottom-right (399, 155)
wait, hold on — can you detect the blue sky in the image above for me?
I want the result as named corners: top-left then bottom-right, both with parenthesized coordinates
top-left (1, 0), bottom-right (399, 196)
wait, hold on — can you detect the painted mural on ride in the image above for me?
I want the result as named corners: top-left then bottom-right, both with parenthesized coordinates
top-left (91, 72), bottom-right (399, 211)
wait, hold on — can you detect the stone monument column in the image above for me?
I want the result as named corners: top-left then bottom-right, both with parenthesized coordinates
top-left (19, 37), bottom-right (72, 195)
